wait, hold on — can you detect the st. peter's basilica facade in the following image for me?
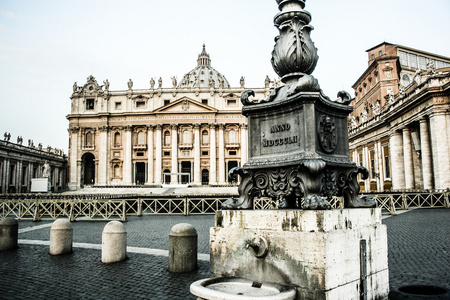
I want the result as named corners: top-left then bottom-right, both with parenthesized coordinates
top-left (67, 45), bottom-right (272, 189)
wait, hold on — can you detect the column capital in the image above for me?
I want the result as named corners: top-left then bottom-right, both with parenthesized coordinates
top-left (69, 126), bottom-right (80, 133)
top-left (155, 124), bottom-right (163, 130)
top-left (419, 116), bottom-right (429, 123)
top-left (147, 124), bottom-right (155, 130)
top-left (98, 125), bottom-right (109, 132)
top-left (171, 124), bottom-right (178, 130)
top-left (124, 125), bottom-right (133, 132)
top-left (210, 123), bottom-right (217, 130)
top-left (218, 123), bottom-right (225, 130)
top-left (193, 123), bottom-right (201, 130)
top-left (240, 123), bottom-right (248, 129)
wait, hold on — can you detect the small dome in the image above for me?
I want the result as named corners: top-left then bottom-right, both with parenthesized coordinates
top-left (178, 45), bottom-right (231, 89)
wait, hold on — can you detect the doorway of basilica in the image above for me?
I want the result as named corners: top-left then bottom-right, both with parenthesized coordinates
top-left (81, 153), bottom-right (95, 185)
top-left (135, 162), bottom-right (145, 185)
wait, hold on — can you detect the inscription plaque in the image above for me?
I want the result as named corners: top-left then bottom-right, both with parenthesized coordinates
top-left (259, 111), bottom-right (301, 156)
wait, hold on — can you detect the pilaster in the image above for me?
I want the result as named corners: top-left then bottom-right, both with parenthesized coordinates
top-left (193, 124), bottom-right (201, 185)
top-left (123, 126), bottom-right (133, 185)
top-left (147, 125), bottom-right (154, 185)
top-left (155, 125), bottom-right (162, 185)
top-left (171, 124), bottom-right (178, 184)
top-left (218, 124), bottom-right (226, 185)
top-left (98, 126), bottom-right (109, 185)
top-left (209, 124), bottom-right (217, 185)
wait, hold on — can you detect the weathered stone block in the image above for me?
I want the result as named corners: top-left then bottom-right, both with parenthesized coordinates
top-left (210, 209), bottom-right (389, 300)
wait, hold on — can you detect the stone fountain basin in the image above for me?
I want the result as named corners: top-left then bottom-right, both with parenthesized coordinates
top-left (190, 277), bottom-right (296, 300)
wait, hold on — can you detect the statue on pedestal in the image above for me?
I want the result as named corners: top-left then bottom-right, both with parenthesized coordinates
top-left (42, 161), bottom-right (50, 178)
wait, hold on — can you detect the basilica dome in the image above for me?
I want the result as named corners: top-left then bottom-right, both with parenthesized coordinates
top-left (178, 45), bottom-right (231, 89)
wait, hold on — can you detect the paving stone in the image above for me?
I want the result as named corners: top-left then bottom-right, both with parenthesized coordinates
top-left (1, 209), bottom-right (449, 299)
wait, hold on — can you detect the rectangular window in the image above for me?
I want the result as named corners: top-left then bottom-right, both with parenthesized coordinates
top-left (398, 51), bottom-right (408, 66)
top-left (164, 151), bottom-right (170, 156)
top-left (136, 152), bottom-right (144, 157)
top-left (136, 101), bottom-right (145, 108)
top-left (384, 156), bottom-right (391, 178)
top-left (227, 99), bottom-right (237, 106)
top-left (418, 56), bottom-right (427, 70)
top-left (408, 53), bottom-right (418, 68)
top-left (164, 100), bottom-right (170, 106)
top-left (9, 165), bottom-right (15, 185)
top-left (202, 151), bottom-right (209, 156)
top-left (86, 99), bottom-right (94, 110)
top-left (115, 102), bottom-right (122, 109)
top-left (229, 150), bottom-right (237, 156)
top-left (22, 166), bottom-right (27, 185)
top-left (202, 99), bottom-right (208, 105)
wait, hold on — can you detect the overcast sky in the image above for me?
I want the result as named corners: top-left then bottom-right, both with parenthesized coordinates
top-left (1, 0), bottom-right (449, 153)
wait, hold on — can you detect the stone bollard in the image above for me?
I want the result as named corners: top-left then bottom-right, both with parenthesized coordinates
top-left (0, 218), bottom-right (18, 251)
top-left (49, 219), bottom-right (73, 255)
top-left (169, 223), bottom-right (197, 273)
top-left (102, 221), bottom-right (127, 263)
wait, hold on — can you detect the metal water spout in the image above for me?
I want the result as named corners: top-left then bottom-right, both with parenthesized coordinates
top-left (246, 236), bottom-right (269, 258)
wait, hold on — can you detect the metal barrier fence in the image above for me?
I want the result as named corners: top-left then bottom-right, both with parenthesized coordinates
top-left (0, 190), bottom-right (448, 221)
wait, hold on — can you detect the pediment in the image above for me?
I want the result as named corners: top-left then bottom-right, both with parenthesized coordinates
top-left (154, 97), bottom-right (217, 113)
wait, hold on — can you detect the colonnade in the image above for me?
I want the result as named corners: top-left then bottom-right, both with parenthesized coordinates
top-left (69, 123), bottom-right (248, 188)
top-left (354, 114), bottom-right (449, 192)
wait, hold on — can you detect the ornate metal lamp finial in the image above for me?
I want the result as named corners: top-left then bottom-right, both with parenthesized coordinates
top-left (271, 0), bottom-right (318, 83)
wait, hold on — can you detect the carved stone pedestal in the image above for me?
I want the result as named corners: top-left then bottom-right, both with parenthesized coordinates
top-left (210, 209), bottom-right (389, 300)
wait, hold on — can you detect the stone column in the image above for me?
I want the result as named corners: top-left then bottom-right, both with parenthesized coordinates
top-left (419, 117), bottom-right (433, 189)
top-left (218, 124), bottom-right (226, 185)
top-left (98, 126), bottom-right (108, 185)
top-left (429, 111), bottom-right (450, 189)
top-left (209, 124), bottom-right (217, 185)
top-left (362, 145), bottom-right (369, 192)
top-left (389, 130), bottom-right (405, 190)
top-left (402, 127), bottom-right (415, 189)
top-left (240, 124), bottom-right (248, 165)
top-left (376, 141), bottom-right (384, 191)
top-left (1, 159), bottom-right (7, 193)
top-left (155, 125), bottom-right (162, 185)
top-left (147, 125), bottom-right (154, 185)
top-left (68, 127), bottom-right (79, 190)
top-left (16, 160), bottom-right (22, 193)
top-left (171, 125), bottom-right (178, 184)
top-left (193, 124), bottom-right (201, 185)
top-left (373, 141), bottom-right (380, 191)
top-left (123, 126), bottom-right (133, 185)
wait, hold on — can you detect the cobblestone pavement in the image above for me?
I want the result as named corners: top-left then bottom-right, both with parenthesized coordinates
top-left (383, 208), bottom-right (449, 291)
top-left (0, 209), bottom-right (448, 299)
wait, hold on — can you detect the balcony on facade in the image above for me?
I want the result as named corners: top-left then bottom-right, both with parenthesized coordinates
top-left (225, 143), bottom-right (240, 150)
top-left (179, 143), bottom-right (193, 150)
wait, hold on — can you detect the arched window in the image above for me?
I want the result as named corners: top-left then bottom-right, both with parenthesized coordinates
top-left (85, 132), bottom-right (93, 147)
top-left (202, 130), bottom-right (209, 144)
top-left (183, 130), bottom-right (191, 144)
top-left (164, 131), bottom-right (171, 146)
top-left (402, 74), bottom-right (411, 87)
top-left (114, 132), bottom-right (121, 146)
top-left (137, 131), bottom-right (145, 145)
top-left (114, 165), bottom-right (120, 177)
top-left (229, 129), bottom-right (236, 143)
